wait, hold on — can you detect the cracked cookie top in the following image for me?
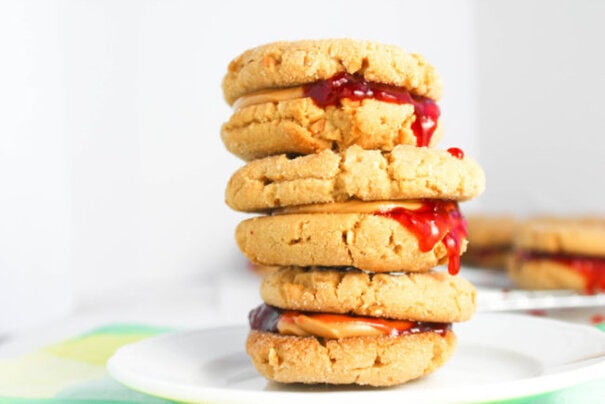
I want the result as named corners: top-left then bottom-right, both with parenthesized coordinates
top-left (260, 267), bottom-right (476, 322)
top-left (225, 144), bottom-right (485, 212)
top-left (222, 39), bottom-right (442, 105)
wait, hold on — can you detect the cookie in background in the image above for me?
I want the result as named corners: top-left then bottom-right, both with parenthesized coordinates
top-left (462, 214), bottom-right (519, 270)
top-left (508, 216), bottom-right (605, 294)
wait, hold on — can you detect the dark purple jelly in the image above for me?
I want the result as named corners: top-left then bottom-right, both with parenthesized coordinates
top-left (249, 303), bottom-right (282, 332)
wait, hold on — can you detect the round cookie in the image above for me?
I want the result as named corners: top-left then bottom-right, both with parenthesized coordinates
top-left (507, 217), bottom-right (605, 292)
top-left (466, 214), bottom-right (518, 248)
top-left (463, 249), bottom-right (511, 271)
top-left (222, 39), bottom-right (442, 105)
top-left (235, 212), bottom-right (467, 273)
top-left (222, 39), bottom-right (443, 160)
top-left (261, 267), bottom-right (476, 322)
top-left (246, 330), bottom-right (455, 386)
top-left (226, 145), bottom-right (485, 212)
top-left (222, 98), bottom-right (444, 161)
top-left (507, 257), bottom-right (589, 292)
top-left (513, 217), bottom-right (605, 257)
top-left (462, 214), bottom-right (518, 269)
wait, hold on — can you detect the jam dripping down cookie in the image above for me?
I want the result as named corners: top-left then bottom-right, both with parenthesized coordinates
top-left (375, 200), bottom-right (467, 275)
top-left (304, 73), bottom-right (440, 147)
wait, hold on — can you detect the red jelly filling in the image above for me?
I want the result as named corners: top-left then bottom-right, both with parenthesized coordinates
top-left (447, 147), bottom-right (465, 159)
top-left (303, 73), bottom-right (440, 147)
top-left (249, 304), bottom-right (450, 336)
top-left (375, 200), bottom-right (467, 275)
top-left (518, 251), bottom-right (605, 294)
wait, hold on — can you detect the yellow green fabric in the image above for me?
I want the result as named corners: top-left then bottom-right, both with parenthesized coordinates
top-left (0, 324), bottom-right (177, 403)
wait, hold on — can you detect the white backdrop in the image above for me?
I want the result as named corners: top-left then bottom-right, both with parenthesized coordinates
top-left (476, 0), bottom-right (605, 216)
top-left (0, 0), bottom-right (479, 332)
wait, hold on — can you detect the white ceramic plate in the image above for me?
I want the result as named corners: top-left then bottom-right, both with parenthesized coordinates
top-left (108, 313), bottom-right (605, 404)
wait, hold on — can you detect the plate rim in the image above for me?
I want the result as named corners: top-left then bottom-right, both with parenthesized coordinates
top-left (107, 313), bottom-right (605, 404)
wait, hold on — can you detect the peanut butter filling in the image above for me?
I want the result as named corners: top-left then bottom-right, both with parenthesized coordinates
top-left (273, 200), bottom-right (424, 215)
top-left (233, 86), bottom-right (304, 111)
top-left (249, 304), bottom-right (451, 339)
top-left (277, 312), bottom-right (414, 338)
top-left (230, 73), bottom-right (441, 149)
top-left (278, 314), bottom-right (384, 338)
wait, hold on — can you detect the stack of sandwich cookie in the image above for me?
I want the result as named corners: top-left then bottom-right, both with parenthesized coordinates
top-left (221, 39), bottom-right (486, 386)
top-left (508, 217), bottom-right (605, 294)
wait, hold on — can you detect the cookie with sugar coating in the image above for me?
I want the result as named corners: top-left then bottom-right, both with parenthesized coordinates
top-left (246, 329), bottom-right (456, 386)
top-left (261, 267), bottom-right (476, 322)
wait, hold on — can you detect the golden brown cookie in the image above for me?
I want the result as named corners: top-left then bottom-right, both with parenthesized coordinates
top-left (261, 267), bottom-right (476, 322)
top-left (513, 217), bottom-right (605, 257)
top-left (222, 39), bottom-right (444, 160)
top-left (222, 39), bottom-right (442, 105)
top-left (507, 256), bottom-right (588, 291)
top-left (222, 98), bottom-right (444, 161)
top-left (246, 329), bottom-right (456, 386)
top-left (235, 210), bottom-right (467, 273)
top-left (463, 249), bottom-right (510, 271)
top-left (226, 145), bottom-right (485, 212)
top-left (507, 217), bottom-right (605, 293)
top-left (462, 214), bottom-right (519, 269)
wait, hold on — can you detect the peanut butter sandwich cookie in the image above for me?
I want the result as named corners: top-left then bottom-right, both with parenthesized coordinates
top-left (247, 305), bottom-right (456, 386)
top-left (233, 147), bottom-right (484, 275)
top-left (247, 265), bottom-right (475, 386)
top-left (462, 214), bottom-right (519, 269)
top-left (508, 217), bottom-right (605, 293)
top-left (222, 39), bottom-right (444, 160)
